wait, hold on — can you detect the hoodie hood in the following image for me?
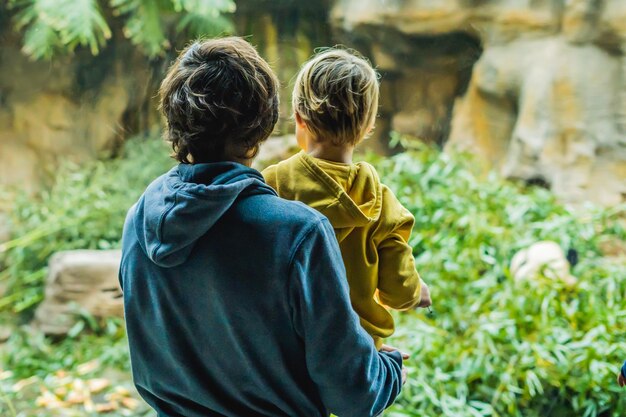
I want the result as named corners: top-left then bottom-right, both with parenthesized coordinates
top-left (264, 151), bottom-right (382, 242)
top-left (133, 162), bottom-right (276, 267)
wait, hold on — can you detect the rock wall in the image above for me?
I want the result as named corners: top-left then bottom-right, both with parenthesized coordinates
top-left (332, 0), bottom-right (626, 205)
top-left (0, 26), bottom-right (160, 192)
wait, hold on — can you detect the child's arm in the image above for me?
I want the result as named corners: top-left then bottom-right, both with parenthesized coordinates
top-left (377, 209), bottom-right (425, 310)
top-left (417, 279), bottom-right (432, 308)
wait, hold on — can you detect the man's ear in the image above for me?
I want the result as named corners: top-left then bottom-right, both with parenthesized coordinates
top-left (294, 112), bottom-right (307, 129)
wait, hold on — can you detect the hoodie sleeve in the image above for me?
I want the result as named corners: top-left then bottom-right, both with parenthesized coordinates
top-left (376, 196), bottom-right (422, 310)
top-left (288, 218), bottom-right (404, 417)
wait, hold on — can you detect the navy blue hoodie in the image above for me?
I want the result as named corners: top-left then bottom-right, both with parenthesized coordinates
top-left (119, 162), bottom-right (404, 417)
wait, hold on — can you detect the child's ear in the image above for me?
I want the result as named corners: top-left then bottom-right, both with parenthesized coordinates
top-left (294, 112), bottom-right (307, 129)
top-left (363, 122), bottom-right (376, 140)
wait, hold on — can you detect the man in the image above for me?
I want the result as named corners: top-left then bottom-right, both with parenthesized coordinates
top-left (119, 37), bottom-right (406, 417)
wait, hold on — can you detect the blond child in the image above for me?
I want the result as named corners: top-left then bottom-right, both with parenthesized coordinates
top-left (263, 48), bottom-right (431, 349)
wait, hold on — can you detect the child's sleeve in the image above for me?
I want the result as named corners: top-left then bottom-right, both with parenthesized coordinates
top-left (377, 195), bottom-right (422, 310)
top-left (261, 164), bottom-right (278, 190)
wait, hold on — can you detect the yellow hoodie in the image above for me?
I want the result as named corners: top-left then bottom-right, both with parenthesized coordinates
top-left (263, 151), bottom-right (422, 348)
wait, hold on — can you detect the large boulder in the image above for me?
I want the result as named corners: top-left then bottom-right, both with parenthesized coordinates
top-left (34, 250), bottom-right (123, 336)
top-left (330, 0), bottom-right (626, 205)
top-left (447, 37), bottom-right (626, 205)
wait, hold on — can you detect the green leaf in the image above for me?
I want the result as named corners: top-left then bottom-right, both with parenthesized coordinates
top-left (21, 19), bottom-right (62, 59)
top-left (67, 320), bottom-right (85, 338)
top-left (10, 0), bottom-right (111, 58)
top-left (112, 0), bottom-right (169, 57)
top-left (170, 0), bottom-right (235, 15)
top-left (175, 11), bottom-right (234, 38)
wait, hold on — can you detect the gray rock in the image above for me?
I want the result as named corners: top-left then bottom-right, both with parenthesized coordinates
top-left (447, 37), bottom-right (626, 206)
top-left (33, 250), bottom-right (123, 336)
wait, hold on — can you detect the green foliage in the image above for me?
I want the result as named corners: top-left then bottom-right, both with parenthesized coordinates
top-left (7, 0), bottom-right (235, 59)
top-left (9, 0), bottom-right (109, 59)
top-left (366, 138), bottom-right (626, 417)
top-left (3, 317), bottom-right (129, 381)
top-left (0, 317), bottom-right (153, 417)
top-left (0, 135), bottom-right (625, 415)
top-left (0, 137), bottom-right (174, 314)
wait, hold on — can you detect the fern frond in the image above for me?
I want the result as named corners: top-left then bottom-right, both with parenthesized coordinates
top-left (111, 0), bottom-right (168, 58)
top-left (8, 0), bottom-right (236, 59)
top-left (10, 0), bottom-right (111, 58)
top-left (21, 19), bottom-right (62, 59)
top-left (171, 0), bottom-right (236, 15)
top-left (56, 0), bottom-right (111, 54)
top-left (175, 12), bottom-right (233, 38)
top-left (171, 0), bottom-right (235, 39)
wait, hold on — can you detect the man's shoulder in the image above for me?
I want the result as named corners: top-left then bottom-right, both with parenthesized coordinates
top-left (253, 193), bottom-right (327, 226)
top-left (237, 194), bottom-right (330, 264)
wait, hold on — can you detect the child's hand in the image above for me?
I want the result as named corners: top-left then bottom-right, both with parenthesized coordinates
top-left (380, 344), bottom-right (410, 360)
top-left (417, 280), bottom-right (432, 308)
top-left (618, 371), bottom-right (625, 387)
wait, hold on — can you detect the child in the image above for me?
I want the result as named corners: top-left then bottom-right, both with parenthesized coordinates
top-left (263, 48), bottom-right (431, 349)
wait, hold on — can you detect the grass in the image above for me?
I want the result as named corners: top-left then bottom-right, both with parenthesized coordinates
top-left (0, 134), bottom-right (625, 416)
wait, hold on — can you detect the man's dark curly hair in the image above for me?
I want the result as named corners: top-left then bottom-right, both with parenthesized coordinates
top-left (159, 37), bottom-right (280, 163)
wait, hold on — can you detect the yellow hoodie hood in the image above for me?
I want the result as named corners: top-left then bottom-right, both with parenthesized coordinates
top-left (263, 151), bottom-right (382, 242)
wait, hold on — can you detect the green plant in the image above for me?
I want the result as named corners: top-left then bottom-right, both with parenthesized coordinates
top-left (0, 137), bottom-right (174, 314)
top-left (0, 317), bottom-right (152, 417)
top-left (6, 0), bottom-right (235, 59)
top-left (366, 137), bottom-right (626, 417)
top-left (3, 317), bottom-right (129, 380)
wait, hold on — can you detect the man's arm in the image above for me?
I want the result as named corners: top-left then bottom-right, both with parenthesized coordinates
top-left (288, 219), bottom-right (404, 417)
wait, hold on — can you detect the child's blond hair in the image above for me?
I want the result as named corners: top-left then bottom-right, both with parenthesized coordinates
top-left (292, 48), bottom-right (379, 146)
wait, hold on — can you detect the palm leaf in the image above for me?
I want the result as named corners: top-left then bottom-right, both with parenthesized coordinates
top-left (10, 0), bottom-right (111, 58)
top-left (170, 0), bottom-right (235, 15)
top-left (171, 0), bottom-right (235, 39)
top-left (111, 0), bottom-right (168, 57)
top-left (175, 11), bottom-right (233, 38)
top-left (21, 19), bottom-right (62, 59)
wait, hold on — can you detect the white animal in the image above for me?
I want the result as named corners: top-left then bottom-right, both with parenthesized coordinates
top-left (510, 241), bottom-right (577, 286)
